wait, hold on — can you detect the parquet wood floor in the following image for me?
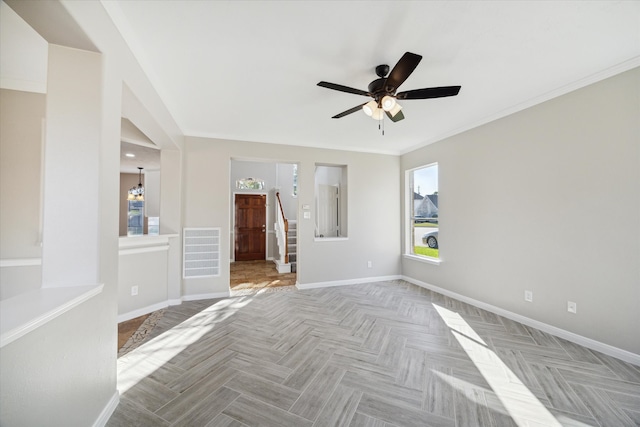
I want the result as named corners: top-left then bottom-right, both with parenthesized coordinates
top-left (118, 314), bottom-right (150, 350)
top-left (107, 280), bottom-right (640, 427)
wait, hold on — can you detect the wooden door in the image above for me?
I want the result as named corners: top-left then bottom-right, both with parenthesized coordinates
top-left (235, 194), bottom-right (266, 261)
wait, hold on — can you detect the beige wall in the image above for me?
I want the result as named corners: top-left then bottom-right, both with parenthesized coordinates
top-left (0, 89), bottom-right (44, 259)
top-left (401, 67), bottom-right (640, 355)
top-left (0, 89), bottom-right (45, 299)
top-left (118, 248), bottom-right (168, 315)
top-left (183, 137), bottom-right (402, 296)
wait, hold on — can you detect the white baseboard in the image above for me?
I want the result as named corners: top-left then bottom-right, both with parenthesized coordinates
top-left (401, 275), bottom-right (640, 366)
top-left (93, 389), bottom-right (119, 427)
top-left (296, 275), bottom-right (402, 290)
top-left (117, 301), bottom-right (169, 323)
top-left (117, 292), bottom-right (232, 323)
top-left (182, 291), bottom-right (230, 301)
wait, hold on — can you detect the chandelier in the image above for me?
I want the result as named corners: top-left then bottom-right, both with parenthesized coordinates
top-left (127, 167), bottom-right (145, 201)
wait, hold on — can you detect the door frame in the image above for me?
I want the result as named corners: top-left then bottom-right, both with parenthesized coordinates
top-left (231, 191), bottom-right (269, 262)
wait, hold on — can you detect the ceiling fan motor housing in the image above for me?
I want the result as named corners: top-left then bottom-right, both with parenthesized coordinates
top-left (368, 78), bottom-right (389, 103)
top-left (375, 64), bottom-right (389, 78)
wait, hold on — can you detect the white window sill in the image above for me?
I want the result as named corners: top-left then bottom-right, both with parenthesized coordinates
top-left (314, 237), bottom-right (349, 242)
top-left (119, 234), bottom-right (178, 255)
top-left (0, 284), bottom-right (103, 348)
top-left (0, 258), bottom-right (42, 268)
top-left (403, 254), bottom-right (442, 266)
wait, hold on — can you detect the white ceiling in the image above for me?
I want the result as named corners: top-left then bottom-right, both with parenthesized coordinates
top-left (3, 1), bottom-right (639, 157)
top-left (102, 1), bottom-right (640, 155)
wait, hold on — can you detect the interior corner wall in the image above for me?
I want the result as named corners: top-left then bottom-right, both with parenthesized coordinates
top-left (183, 138), bottom-right (401, 296)
top-left (401, 67), bottom-right (640, 355)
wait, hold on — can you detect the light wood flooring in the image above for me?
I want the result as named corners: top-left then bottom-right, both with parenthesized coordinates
top-left (107, 280), bottom-right (640, 427)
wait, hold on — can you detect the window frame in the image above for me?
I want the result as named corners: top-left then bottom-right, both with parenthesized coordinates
top-left (405, 163), bottom-right (441, 264)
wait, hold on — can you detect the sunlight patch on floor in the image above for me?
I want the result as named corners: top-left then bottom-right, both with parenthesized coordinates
top-left (117, 296), bottom-right (255, 393)
top-left (433, 304), bottom-right (561, 427)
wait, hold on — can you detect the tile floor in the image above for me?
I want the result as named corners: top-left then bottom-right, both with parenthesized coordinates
top-left (117, 260), bottom-right (296, 356)
top-left (108, 280), bottom-right (640, 426)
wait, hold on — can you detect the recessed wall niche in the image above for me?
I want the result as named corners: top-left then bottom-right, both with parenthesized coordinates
top-left (314, 164), bottom-right (348, 238)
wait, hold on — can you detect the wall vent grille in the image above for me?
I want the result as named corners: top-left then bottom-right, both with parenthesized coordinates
top-left (183, 228), bottom-right (220, 278)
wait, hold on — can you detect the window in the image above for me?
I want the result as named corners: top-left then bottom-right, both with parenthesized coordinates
top-left (407, 163), bottom-right (439, 259)
top-left (292, 164), bottom-right (298, 196)
top-left (236, 177), bottom-right (265, 190)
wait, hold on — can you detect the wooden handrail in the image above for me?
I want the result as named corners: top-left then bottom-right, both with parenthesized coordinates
top-left (275, 192), bottom-right (289, 264)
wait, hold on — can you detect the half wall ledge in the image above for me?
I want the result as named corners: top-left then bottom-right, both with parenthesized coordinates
top-left (0, 284), bottom-right (103, 348)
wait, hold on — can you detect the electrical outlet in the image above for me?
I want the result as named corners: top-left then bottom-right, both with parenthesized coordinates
top-left (524, 290), bottom-right (533, 302)
top-left (367, 261), bottom-right (372, 268)
top-left (131, 285), bottom-right (138, 296)
top-left (567, 301), bottom-right (577, 314)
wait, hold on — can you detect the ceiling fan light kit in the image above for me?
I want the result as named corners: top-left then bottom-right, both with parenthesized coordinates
top-left (381, 95), bottom-right (396, 112)
top-left (371, 108), bottom-right (385, 121)
top-left (388, 102), bottom-right (402, 117)
top-left (362, 100), bottom-right (378, 117)
top-left (318, 51), bottom-right (461, 127)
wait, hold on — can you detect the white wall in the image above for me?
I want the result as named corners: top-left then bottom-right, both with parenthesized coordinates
top-left (1, 39), bottom-right (119, 427)
top-left (401, 67), bottom-right (640, 355)
top-left (276, 162), bottom-right (298, 221)
top-left (183, 137), bottom-right (401, 296)
top-left (41, 44), bottom-right (101, 288)
top-left (1, 1), bottom-right (184, 425)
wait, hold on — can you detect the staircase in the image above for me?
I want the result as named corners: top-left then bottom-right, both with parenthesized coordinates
top-left (287, 221), bottom-right (297, 273)
top-left (274, 192), bottom-right (297, 274)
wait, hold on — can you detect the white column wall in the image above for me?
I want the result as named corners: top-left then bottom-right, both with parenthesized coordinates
top-left (41, 44), bottom-right (101, 288)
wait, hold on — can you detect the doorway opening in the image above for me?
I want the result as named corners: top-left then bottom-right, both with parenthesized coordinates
top-left (230, 160), bottom-right (299, 292)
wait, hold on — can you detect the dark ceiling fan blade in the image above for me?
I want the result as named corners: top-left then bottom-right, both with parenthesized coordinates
top-left (318, 81), bottom-right (371, 97)
top-left (384, 52), bottom-right (422, 93)
top-left (386, 110), bottom-right (405, 122)
top-left (332, 102), bottom-right (367, 119)
top-left (396, 86), bottom-right (461, 100)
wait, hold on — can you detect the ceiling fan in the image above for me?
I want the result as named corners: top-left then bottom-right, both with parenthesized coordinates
top-left (317, 52), bottom-right (461, 123)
